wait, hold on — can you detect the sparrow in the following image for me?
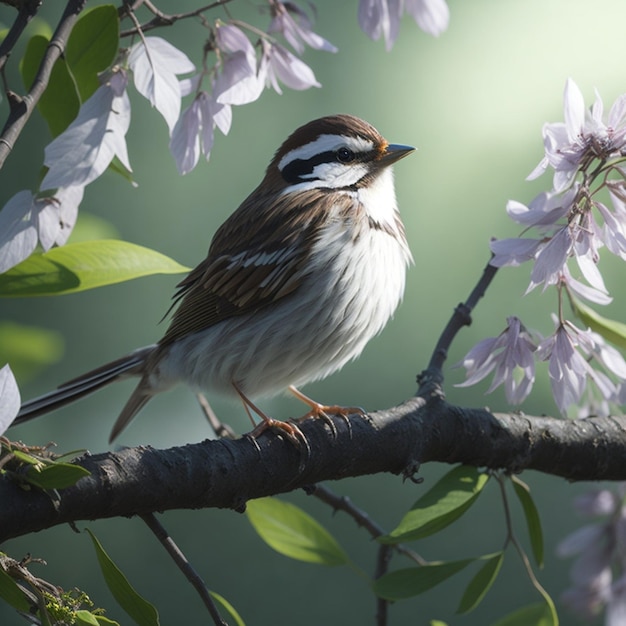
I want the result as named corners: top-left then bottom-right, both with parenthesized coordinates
top-left (15, 114), bottom-right (414, 443)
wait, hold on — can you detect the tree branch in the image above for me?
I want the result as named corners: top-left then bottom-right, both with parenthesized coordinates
top-left (425, 257), bottom-right (499, 376)
top-left (2, 393), bottom-right (625, 542)
top-left (0, 0), bottom-right (43, 74)
top-left (140, 512), bottom-right (227, 626)
top-left (0, 0), bottom-right (87, 169)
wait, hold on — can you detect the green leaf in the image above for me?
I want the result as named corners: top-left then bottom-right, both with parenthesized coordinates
top-left (210, 591), bottom-right (246, 626)
top-left (430, 622), bottom-right (448, 626)
top-left (0, 322), bottom-right (63, 380)
top-left (11, 449), bottom-right (42, 466)
top-left (0, 240), bottom-right (189, 297)
top-left (511, 475), bottom-right (544, 567)
top-left (372, 559), bottom-right (474, 600)
top-left (76, 610), bottom-right (119, 625)
top-left (457, 552), bottom-right (504, 614)
top-left (491, 601), bottom-right (558, 626)
top-left (65, 5), bottom-right (119, 101)
top-left (87, 529), bottom-right (160, 626)
top-left (95, 617), bottom-right (120, 625)
top-left (25, 461), bottom-right (90, 490)
top-left (571, 297), bottom-right (626, 350)
top-left (381, 466), bottom-right (490, 543)
top-left (75, 610), bottom-right (100, 625)
top-left (95, 616), bottom-right (120, 625)
top-left (68, 213), bottom-right (120, 244)
top-left (20, 34), bottom-right (80, 137)
top-left (0, 565), bottom-right (31, 612)
top-left (246, 497), bottom-right (349, 566)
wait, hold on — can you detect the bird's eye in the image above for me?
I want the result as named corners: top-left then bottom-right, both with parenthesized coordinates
top-left (336, 147), bottom-right (355, 163)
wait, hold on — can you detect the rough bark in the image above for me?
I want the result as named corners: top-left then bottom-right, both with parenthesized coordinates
top-left (2, 391), bottom-right (625, 542)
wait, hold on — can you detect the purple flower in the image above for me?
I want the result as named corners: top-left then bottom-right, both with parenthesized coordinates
top-left (358, 0), bottom-right (402, 51)
top-left (214, 23), bottom-right (264, 106)
top-left (558, 485), bottom-right (626, 623)
top-left (505, 187), bottom-right (575, 232)
top-left (490, 237), bottom-right (543, 268)
top-left (260, 40), bottom-right (320, 93)
top-left (170, 91), bottom-right (231, 175)
top-left (561, 265), bottom-right (611, 305)
top-left (455, 316), bottom-right (537, 404)
top-left (268, 1), bottom-right (337, 53)
top-left (405, 0), bottom-right (450, 37)
top-left (528, 79), bottom-right (626, 192)
top-left (358, 0), bottom-right (449, 50)
top-left (536, 321), bottom-right (626, 415)
top-left (599, 188), bottom-right (626, 261)
top-left (492, 178), bottom-right (617, 297)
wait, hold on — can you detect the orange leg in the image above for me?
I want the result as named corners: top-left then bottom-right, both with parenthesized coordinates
top-left (288, 385), bottom-right (365, 433)
top-left (232, 382), bottom-right (305, 446)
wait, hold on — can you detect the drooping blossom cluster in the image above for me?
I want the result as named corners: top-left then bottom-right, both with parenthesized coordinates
top-left (557, 487), bottom-right (626, 624)
top-left (358, 0), bottom-right (450, 49)
top-left (170, 6), bottom-right (335, 176)
top-left (457, 79), bottom-right (626, 417)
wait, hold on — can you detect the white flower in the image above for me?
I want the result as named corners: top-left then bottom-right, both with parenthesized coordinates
top-left (129, 37), bottom-right (195, 134)
top-left (41, 69), bottom-right (131, 190)
top-left (0, 185), bottom-right (84, 272)
top-left (0, 365), bottom-right (20, 436)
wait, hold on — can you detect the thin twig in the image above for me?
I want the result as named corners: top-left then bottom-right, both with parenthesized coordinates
top-left (0, 0), bottom-right (87, 169)
top-left (495, 475), bottom-right (551, 602)
top-left (0, 0), bottom-right (42, 73)
top-left (310, 484), bottom-right (426, 626)
top-left (310, 484), bottom-right (425, 565)
top-left (140, 512), bottom-right (228, 626)
top-left (119, 0), bottom-right (235, 37)
top-left (421, 257), bottom-right (499, 382)
top-left (375, 544), bottom-right (392, 626)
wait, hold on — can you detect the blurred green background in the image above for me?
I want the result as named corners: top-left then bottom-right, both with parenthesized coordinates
top-left (2, 0), bottom-right (626, 624)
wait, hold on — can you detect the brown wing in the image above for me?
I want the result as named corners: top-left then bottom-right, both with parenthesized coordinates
top-left (158, 187), bottom-right (351, 347)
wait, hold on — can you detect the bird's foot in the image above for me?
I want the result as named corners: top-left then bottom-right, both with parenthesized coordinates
top-left (288, 386), bottom-right (364, 437)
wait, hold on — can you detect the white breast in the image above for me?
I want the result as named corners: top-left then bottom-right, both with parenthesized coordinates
top-left (159, 172), bottom-right (412, 400)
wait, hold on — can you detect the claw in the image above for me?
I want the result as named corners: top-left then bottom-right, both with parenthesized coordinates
top-left (247, 415), bottom-right (306, 447)
top-left (233, 382), bottom-right (311, 467)
top-left (288, 385), bottom-right (364, 436)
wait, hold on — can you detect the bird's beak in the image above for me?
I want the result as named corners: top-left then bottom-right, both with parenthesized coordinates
top-left (380, 143), bottom-right (416, 165)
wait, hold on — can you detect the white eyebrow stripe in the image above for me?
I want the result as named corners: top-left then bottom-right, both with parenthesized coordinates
top-left (278, 134), bottom-right (374, 171)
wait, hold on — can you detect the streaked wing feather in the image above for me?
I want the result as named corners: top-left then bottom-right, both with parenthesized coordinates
top-left (159, 189), bottom-right (352, 347)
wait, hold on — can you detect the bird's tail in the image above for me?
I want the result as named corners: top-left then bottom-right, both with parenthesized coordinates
top-left (14, 346), bottom-right (155, 427)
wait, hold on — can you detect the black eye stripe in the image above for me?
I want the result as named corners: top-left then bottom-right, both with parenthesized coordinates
top-left (281, 148), bottom-right (376, 183)
top-left (281, 150), bottom-right (335, 183)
